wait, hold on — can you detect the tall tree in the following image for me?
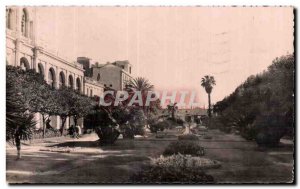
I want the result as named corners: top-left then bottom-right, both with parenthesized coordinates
top-left (69, 91), bottom-right (94, 127)
top-left (213, 54), bottom-right (294, 146)
top-left (6, 66), bottom-right (58, 138)
top-left (52, 87), bottom-right (72, 135)
top-left (167, 103), bottom-right (178, 120)
top-left (126, 77), bottom-right (154, 92)
top-left (201, 75), bottom-right (216, 117)
top-left (6, 80), bottom-right (35, 159)
top-left (126, 77), bottom-right (154, 115)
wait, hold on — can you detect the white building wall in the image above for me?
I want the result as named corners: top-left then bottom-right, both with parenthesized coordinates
top-left (6, 6), bottom-right (96, 131)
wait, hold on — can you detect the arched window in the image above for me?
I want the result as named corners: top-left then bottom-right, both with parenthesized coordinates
top-left (59, 72), bottom-right (66, 88)
top-left (6, 9), bottom-right (12, 29)
top-left (20, 57), bottom-right (30, 71)
top-left (48, 68), bottom-right (56, 88)
top-left (90, 89), bottom-right (93, 97)
top-left (97, 73), bottom-right (101, 81)
top-left (76, 78), bottom-right (81, 92)
top-left (21, 9), bottom-right (28, 37)
top-left (38, 63), bottom-right (44, 76)
top-left (68, 75), bottom-right (74, 89)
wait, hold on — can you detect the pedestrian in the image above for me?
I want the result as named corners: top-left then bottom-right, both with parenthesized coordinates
top-left (75, 125), bottom-right (81, 139)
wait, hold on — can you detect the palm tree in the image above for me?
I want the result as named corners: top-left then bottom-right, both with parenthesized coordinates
top-left (126, 77), bottom-right (154, 92)
top-left (201, 75), bottom-right (216, 117)
top-left (167, 103), bottom-right (178, 120)
top-left (126, 77), bottom-right (154, 112)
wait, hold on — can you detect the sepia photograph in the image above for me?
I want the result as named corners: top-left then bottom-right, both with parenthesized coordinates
top-left (5, 5), bottom-right (294, 184)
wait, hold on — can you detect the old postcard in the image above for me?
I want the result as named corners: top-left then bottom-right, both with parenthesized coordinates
top-left (6, 6), bottom-right (294, 184)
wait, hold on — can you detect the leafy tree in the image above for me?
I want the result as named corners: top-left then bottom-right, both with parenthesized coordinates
top-left (69, 91), bottom-right (94, 127)
top-left (6, 66), bottom-right (59, 137)
top-left (6, 79), bottom-right (35, 159)
top-left (52, 87), bottom-right (72, 135)
top-left (201, 75), bottom-right (216, 117)
top-left (213, 54), bottom-right (294, 146)
top-left (91, 105), bottom-right (120, 145)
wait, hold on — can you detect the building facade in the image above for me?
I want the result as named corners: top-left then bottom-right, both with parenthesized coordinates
top-left (90, 60), bottom-right (133, 91)
top-left (6, 7), bottom-right (104, 130)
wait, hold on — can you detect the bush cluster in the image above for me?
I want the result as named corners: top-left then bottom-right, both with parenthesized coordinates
top-left (163, 140), bottom-right (204, 156)
top-left (178, 134), bottom-right (199, 141)
top-left (33, 129), bottom-right (61, 139)
top-left (149, 121), bottom-right (169, 133)
top-left (130, 154), bottom-right (215, 183)
top-left (213, 54), bottom-right (294, 146)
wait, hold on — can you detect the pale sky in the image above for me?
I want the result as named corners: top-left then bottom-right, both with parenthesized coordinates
top-left (35, 7), bottom-right (294, 107)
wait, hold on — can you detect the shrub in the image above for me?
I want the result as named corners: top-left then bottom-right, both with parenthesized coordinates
top-left (240, 125), bottom-right (257, 140)
top-left (203, 135), bottom-right (212, 139)
top-left (134, 125), bottom-right (146, 136)
top-left (163, 140), bottom-right (205, 156)
top-left (130, 154), bottom-right (217, 183)
top-left (152, 154), bottom-right (221, 169)
top-left (33, 128), bottom-right (61, 139)
top-left (95, 126), bottom-right (120, 145)
top-left (176, 118), bottom-right (184, 125)
top-left (121, 124), bottom-right (135, 139)
top-left (178, 134), bottom-right (199, 141)
top-left (254, 114), bottom-right (287, 147)
top-left (149, 121), bottom-right (167, 133)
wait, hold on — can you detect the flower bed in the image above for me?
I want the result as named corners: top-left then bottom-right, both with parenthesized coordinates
top-left (130, 154), bottom-right (219, 183)
top-left (152, 154), bottom-right (221, 169)
top-left (163, 140), bottom-right (205, 156)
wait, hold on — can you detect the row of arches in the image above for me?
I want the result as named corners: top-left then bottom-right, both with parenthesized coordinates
top-left (47, 68), bottom-right (81, 91)
top-left (20, 57), bottom-right (81, 91)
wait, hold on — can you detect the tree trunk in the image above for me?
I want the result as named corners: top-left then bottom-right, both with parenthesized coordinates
top-left (74, 116), bottom-right (78, 127)
top-left (15, 133), bottom-right (21, 160)
top-left (208, 93), bottom-right (211, 117)
top-left (60, 117), bottom-right (67, 135)
top-left (42, 114), bottom-right (46, 138)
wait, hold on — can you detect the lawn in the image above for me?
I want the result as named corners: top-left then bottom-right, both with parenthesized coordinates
top-left (6, 129), bottom-right (294, 184)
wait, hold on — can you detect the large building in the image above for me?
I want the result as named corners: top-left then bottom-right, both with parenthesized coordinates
top-left (6, 7), bottom-right (104, 129)
top-left (91, 60), bottom-right (133, 91)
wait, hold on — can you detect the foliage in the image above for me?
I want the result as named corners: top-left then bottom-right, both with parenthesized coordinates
top-left (125, 77), bottom-right (161, 116)
top-left (6, 66), bottom-right (57, 137)
top-left (6, 79), bottom-right (35, 158)
top-left (126, 77), bottom-right (154, 92)
top-left (54, 86), bottom-right (94, 132)
top-left (167, 103), bottom-right (178, 120)
top-left (149, 120), bottom-right (173, 133)
top-left (6, 66), bottom-right (95, 139)
top-left (201, 75), bottom-right (216, 117)
top-left (203, 135), bottom-right (213, 140)
top-left (89, 105), bottom-right (120, 145)
top-left (90, 85), bottom-right (148, 142)
top-left (130, 154), bottom-right (216, 183)
top-left (152, 154), bottom-right (221, 169)
top-left (254, 114), bottom-right (288, 147)
top-left (163, 140), bottom-right (205, 156)
top-left (178, 134), bottom-right (199, 141)
top-left (32, 128), bottom-right (61, 139)
top-left (213, 54), bottom-right (294, 146)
